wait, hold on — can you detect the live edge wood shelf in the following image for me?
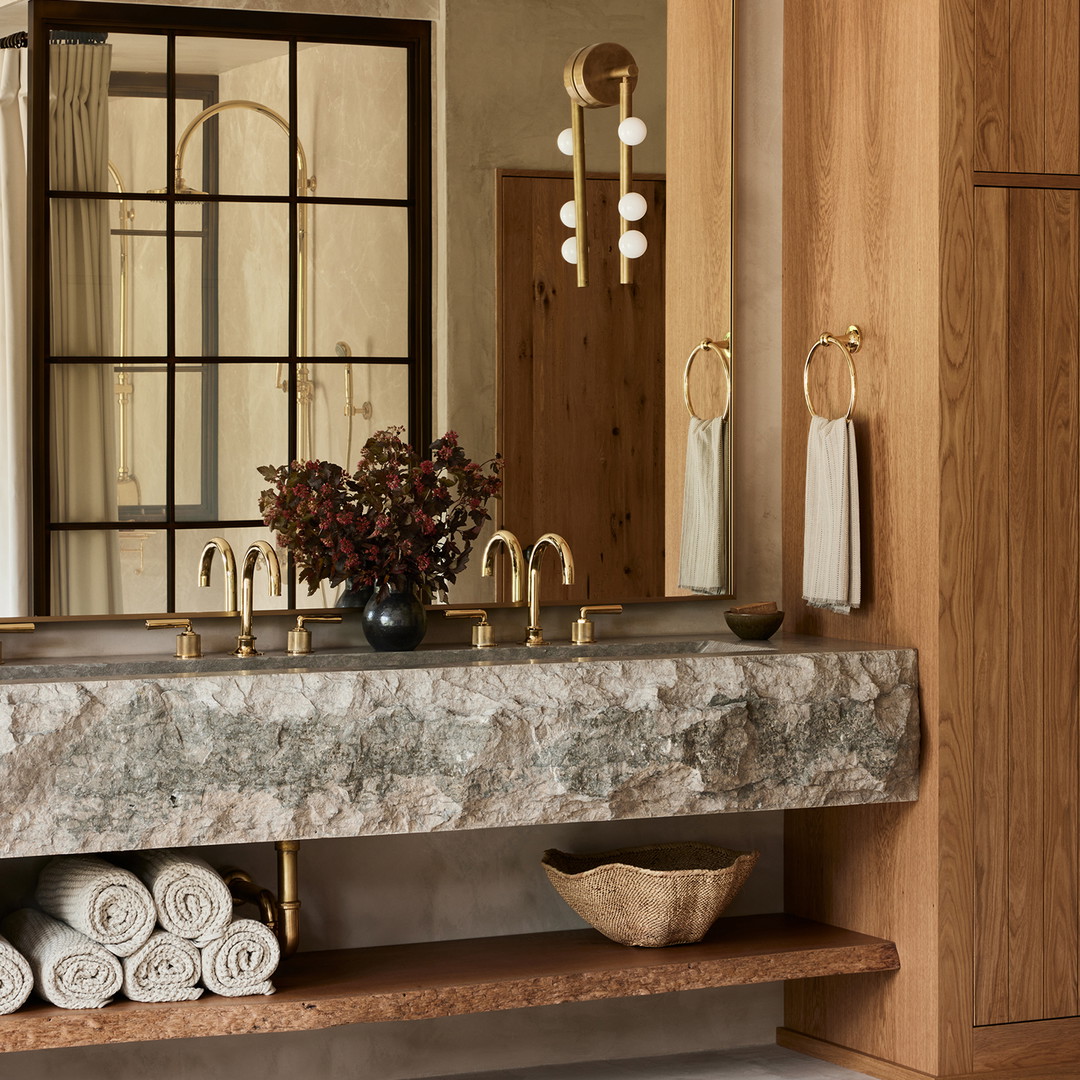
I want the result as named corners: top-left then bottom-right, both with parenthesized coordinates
top-left (0, 915), bottom-right (899, 1054)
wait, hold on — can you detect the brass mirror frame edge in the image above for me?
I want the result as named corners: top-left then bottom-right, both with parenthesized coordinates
top-left (26, 0), bottom-right (434, 619)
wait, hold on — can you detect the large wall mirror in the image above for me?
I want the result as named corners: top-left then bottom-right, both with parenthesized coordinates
top-left (3, 0), bottom-right (731, 619)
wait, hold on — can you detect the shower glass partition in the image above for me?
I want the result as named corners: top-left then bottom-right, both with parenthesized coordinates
top-left (29, 1), bottom-right (432, 615)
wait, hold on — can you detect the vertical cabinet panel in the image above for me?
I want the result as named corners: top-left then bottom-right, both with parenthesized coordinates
top-left (976, 0), bottom-right (1011, 170)
top-left (1046, 0), bottom-right (1080, 173)
top-left (974, 187), bottom-right (1080, 1025)
top-left (1041, 188), bottom-right (1080, 1019)
top-left (975, 0), bottom-right (1080, 174)
top-left (973, 186), bottom-right (1010, 1026)
top-left (1005, 188), bottom-right (1046, 1022)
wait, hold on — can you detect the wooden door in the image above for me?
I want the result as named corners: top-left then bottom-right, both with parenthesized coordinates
top-left (973, 185), bottom-right (1080, 1024)
top-left (496, 171), bottom-right (666, 603)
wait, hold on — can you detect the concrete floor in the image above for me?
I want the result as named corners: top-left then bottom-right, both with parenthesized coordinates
top-left (433, 1045), bottom-right (874, 1079)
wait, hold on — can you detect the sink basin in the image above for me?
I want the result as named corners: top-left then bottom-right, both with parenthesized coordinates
top-left (0, 635), bottom-right (772, 683)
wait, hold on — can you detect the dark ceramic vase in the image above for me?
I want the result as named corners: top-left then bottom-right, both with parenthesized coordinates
top-left (361, 586), bottom-right (427, 651)
top-left (337, 582), bottom-right (374, 610)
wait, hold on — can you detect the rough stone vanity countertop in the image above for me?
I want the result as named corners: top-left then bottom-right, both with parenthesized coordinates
top-left (0, 634), bottom-right (920, 858)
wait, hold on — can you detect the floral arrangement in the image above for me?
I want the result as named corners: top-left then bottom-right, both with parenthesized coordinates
top-left (258, 428), bottom-right (502, 599)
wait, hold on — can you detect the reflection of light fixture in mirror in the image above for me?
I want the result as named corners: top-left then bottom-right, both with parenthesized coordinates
top-left (107, 159), bottom-right (141, 507)
top-left (558, 42), bottom-right (645, 288)
top-left (150, 100), bottom-right (319, 457)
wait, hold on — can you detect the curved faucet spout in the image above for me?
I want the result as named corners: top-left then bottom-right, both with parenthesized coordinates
top-left (525, 533), bottom-right (575, 646)
top-left (236, 541), bottom-right (282, 657)
top-left (198, 537), bottom-right (238, 615)
top-left (481, 529), bottom-right (526, 604)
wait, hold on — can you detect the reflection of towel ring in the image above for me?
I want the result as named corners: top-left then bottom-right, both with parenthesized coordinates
top-left (803, 325), bottom-right (861, 421)
top-left (683, 335), bottom-right (732, 422)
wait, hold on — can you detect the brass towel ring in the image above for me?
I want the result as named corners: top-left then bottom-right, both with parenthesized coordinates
top-left (683, 335), bottom-right (732, 422)
top-left (803, 325), bottom-right (861, 421)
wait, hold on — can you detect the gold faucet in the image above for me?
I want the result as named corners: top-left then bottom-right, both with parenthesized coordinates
top-left (235, 541), bottom-right (281, 657)
top-left (198, 537), bottom-right (238, 615)
top-left (481, 528), bottom-right (526, 603)
top-left (525, 533), bottom-right (575, 646)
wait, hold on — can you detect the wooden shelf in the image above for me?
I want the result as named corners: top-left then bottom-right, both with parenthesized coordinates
top-left (0, 914), bottom-right (899, 1054)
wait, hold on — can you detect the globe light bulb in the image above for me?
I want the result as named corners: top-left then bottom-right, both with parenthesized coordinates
top-left (618, 192), bottom-right (648, 222)
top-left (557, 128), bottom-right (574, 156)
top-left (559, 200), bottom-right (577, 228)
top-left (617, 116), bottom-right (647, 146)
top-left (618, 230), bottom-right (647, 259)
top-left (561, 236), bottom-right (578, 264)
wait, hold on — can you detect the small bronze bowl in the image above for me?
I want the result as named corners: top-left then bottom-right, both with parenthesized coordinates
top-left (724, 609), bottom-right (784, 640)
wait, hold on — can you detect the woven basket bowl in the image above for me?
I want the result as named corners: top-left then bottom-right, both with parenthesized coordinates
top-left (541, 842), bottom-right (760, 947)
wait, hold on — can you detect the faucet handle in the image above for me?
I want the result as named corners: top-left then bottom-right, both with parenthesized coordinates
top-left (287, 615), bottom-right (342, 656)
top-left (571, 605), bottom-right (623, 645)
top-left (146, 618), bottom-right (202, 659)
top-left (0, 622), bottom-right (35, 665)
top-left (444, 608), bottom-right (495, 647)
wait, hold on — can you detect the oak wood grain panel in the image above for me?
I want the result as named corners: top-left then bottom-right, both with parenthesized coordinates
top-left (782, 0), bottom-right (962, 1075)
top-left (1009, 0), bottom-right (1045, 172)
top-left (782, 1025), bottom-right (1080, 1080)
top-left (496, 172), bottom-right (666, 603)
top-left (1040, 187), bottom-right (1080, 1019)
top-left (975, 0), bottom-right (1010, 171)
top-left (936, 2), bottom-right (978, 1068)
top-left (665, 0), bottom-right (732, 596)
top-left (1006, 188), bottom-right (1047, 1023)
top-left (1045, 0), bottom-right (1080, 173)
top-left (0, 916), bottom-right (898, 1054)
top-left (972, 186), bottom-right (1010, 1027)
top-left (974, 1014), bottom-right (1080, 1071)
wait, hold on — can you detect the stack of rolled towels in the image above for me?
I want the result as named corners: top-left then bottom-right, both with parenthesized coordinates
top-left (0, 850), bottom-right (280, 1012)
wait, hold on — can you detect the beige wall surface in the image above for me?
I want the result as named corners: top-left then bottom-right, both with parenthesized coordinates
top-left (3, 0), bottom-right (786, 1075)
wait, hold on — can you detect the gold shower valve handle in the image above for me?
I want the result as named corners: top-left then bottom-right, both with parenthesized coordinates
top-left (0, 622), bottom-right (35, 665)
top-left (571, 605), bottom-right (623, 645)
top-left (287, 615), bottom-right (342, 656)
top-left (145, 618), bottom-right (202, 659)
top-left (445, 608), bottom-right (495, 648)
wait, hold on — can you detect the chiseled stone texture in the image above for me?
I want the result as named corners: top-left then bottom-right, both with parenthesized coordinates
top-left (0, 649), bottom-right (919, 858)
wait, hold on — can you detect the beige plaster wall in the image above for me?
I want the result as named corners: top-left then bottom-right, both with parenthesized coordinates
top-left (3, 0), bottom-right (787, 1075)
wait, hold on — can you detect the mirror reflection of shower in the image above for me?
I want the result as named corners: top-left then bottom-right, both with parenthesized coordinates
top-left (338, 340), bottom-right (373, 468)
top-left (152, 99), bottom-right (320, 457)
top-left (108, 159), bottom-right (140, 506)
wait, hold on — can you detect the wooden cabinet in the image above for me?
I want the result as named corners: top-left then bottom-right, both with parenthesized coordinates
top-left (975, 0), bottom-right (1080, 175)
top-left (780, 1), bottom-right (1080, 1077)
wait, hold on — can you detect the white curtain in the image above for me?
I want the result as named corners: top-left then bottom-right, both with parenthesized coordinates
top-left (48, 42), bottom-right (121, 614)
top-left (0, 48), bottom-right (29, 616)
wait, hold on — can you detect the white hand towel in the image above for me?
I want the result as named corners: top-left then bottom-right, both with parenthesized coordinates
top-left (0, 933), bottom-right (33, 1015)
top-left (200, 918), bottom-right (279, 998)
top-left (802, 414), bottom-right (861, 613)
top-left (122, 930), bottom-right (203, 1003)
top-left (1, 908), bottom-right (121, 1009)
top-left (678, 416), bottom-right (730, 595)
top-left (35, 854), bottom-right (156, 957)
top-left (124, 849), bottom-right (233, 947)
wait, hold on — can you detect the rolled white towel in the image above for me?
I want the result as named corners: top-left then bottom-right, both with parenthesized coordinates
top-left (200, 918), bottom-right (279, 998)
top-left (1, 908), bottom-right (121, 1009)
top-left (122, 930), bottom-right (203, 1003)
top-left (123, 850), bottom-right (233, 947)
top-left (0, 933), bottom-right (33, 1015)
top-left (35, 854), bottom-right (155, 957)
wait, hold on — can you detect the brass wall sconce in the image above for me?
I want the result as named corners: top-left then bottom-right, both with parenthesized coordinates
top-left (558, 42), bottom-right (647, 287)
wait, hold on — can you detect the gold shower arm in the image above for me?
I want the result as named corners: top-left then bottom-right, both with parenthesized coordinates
top-left (172, 99), bottom-right (312, 197)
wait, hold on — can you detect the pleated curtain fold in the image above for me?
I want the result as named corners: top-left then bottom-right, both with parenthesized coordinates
top-left (48, 42), bottom-right (121, 614)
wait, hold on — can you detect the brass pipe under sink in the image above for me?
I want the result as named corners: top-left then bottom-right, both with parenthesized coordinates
top-left (223, 839), bottom-right (301, 957)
